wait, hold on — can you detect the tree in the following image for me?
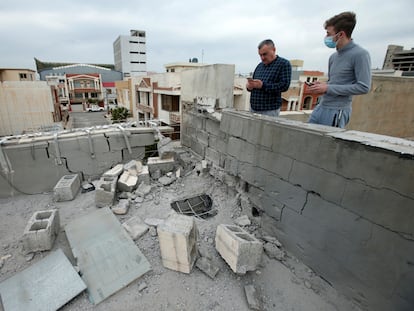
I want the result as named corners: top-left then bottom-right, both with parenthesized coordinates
top-left (111, 107), bottom-right (131, 123)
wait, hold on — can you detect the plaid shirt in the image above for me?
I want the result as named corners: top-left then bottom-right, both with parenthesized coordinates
top-left (250, 56), bottom-right (291, 111)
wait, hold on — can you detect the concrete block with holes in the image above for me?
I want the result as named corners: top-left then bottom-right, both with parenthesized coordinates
top-left (215, 224), bottom-right (263, 274)
top-left (95, 176), bottom-right (117, 208)
top-left (21, 209), bottom-right (60, 253)
top-left (53, 174), bottom-right (80, 202)
top-left (157, 213), bottom-right (198, 273)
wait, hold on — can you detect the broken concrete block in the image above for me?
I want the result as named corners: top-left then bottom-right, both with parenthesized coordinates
top-left (122, 216), bottom-right (149, 240)
top-left (111, 199), bottom-right (130, 215)
top-left (158, 176), bottom-right (175, 186)
top-left (215, 224), bottom-right (263, 274)
top-left (21, 209), bottom-right (60, 253)
top-left (118, 171), bottom-right (138, 193)
top-left (95, 176), bottom-right (117, 208)
top-left (147, 155), bottom-right (175, 175)
top-left (244, 284), bottom-right (262, 311)
top-left (102, 164), bottom-right (124, 177)
top-left (264, 243), bottom-right (285, 261)
top-left (234, 215), bottom-right (251, 227)
top-left (135, 182), bottom-right (152, 198)
top-left (138, 165), bottom-right (150, 185)
top-left (124, 160), bottom-right (143, 176)
top-left (196, 256), bottom-right (220, 279)
top-left (157, 214), bottom-right (198, 273)
top-left (158, 137), bottom-right (175, 160)
top-left (53, 174), bottom-right (80, 202)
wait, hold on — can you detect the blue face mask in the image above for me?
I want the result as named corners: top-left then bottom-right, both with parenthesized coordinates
top-left (324, 35), bottom-right (337, 48)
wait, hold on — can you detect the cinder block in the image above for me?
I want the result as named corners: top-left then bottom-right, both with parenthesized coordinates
top-left (118, 171), bottom-right (138, 192)
top-left (147, 156), bottom-right (175, 175)
top-left (53, 174), bottom-right (80, 201)
top-left (22, 209), bottom-right (60, 253)
top-left (103, 164), bottom-right (124, 177)
top-left (138, 165), bottom-right (150, 185)
top-left (215, 224), bottom-right (263, 274)
top-left (157, 214), bottom-right (198, 273)
top-left (95, 176), bottom-right (117, 207)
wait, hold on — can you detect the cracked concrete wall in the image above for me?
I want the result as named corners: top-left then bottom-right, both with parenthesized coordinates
top-left (182, 108), bottom-right (414, 311)
top-left (0, 127), bottom-right (159, 197)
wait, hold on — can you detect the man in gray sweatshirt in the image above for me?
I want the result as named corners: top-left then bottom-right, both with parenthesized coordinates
top-left (308, 11), bottom-right (371, 128)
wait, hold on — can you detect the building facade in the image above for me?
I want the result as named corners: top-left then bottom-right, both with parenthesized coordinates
top-left (113, 30), bottom-right (147, 78)
top-left (383, 44), bottom-right (414, 74)
top-left (0, 68), bottom-right (36, 82)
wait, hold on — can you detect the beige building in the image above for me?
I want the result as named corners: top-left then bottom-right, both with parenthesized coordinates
top-left (0, 68), bottom-right (36, 82)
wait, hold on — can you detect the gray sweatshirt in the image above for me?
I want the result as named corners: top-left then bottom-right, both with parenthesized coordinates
top-left (320, 40), bottom-right (371, 109)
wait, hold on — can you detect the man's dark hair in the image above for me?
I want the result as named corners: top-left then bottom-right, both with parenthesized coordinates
top-left (324, 12), bottom-right (356, 38)
top-left (258, 39), bottom-right (274, 49)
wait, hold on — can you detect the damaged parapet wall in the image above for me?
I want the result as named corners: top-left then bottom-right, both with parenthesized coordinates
top-left (0, 125), bottom-right (172, 197)
top-left (182, 109), bottom-right (414, 311)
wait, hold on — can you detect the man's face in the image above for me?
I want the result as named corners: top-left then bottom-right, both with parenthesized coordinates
top-left (259, 44), bottom-right (276, 65)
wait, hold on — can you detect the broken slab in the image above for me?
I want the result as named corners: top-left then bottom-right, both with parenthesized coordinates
top-left (53, 174), bottom-right (80, 202)
top-left (65, 207), bottom-right (151, 304)
top-left (157, 213), bottom-right (198, 273)
top-left (215, 224), bottom-right (263, 274)
top-left (21, 209), bottom-right (60, 254)
top-left (0, 249), bottom-right (86, 311)
top-left (111, 199), bottom-right (130, 215)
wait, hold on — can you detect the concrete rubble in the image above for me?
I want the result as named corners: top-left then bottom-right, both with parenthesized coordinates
top-left (0, 142), bottom-right (358, 311)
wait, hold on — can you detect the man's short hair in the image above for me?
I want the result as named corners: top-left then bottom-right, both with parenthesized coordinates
top-left (324, 11), bottom-right (356, 38)
top-left (258, 39), bottom-right (275, 49)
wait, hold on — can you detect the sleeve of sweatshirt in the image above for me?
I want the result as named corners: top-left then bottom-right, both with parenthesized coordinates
top-left (327, 49), bottom-right (372, 96)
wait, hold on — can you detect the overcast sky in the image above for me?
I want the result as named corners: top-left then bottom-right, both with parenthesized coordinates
top-left (1, 0), bottom-right (413, 75)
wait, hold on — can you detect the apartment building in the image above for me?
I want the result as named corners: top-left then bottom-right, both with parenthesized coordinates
top-left (383, 44), bottom-right (414, 74)
top-left (113, 29), bottom-right (147, 78)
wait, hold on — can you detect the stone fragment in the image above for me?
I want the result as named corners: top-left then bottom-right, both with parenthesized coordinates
top-left (118, 171), bottom-right (138, 193)
top-left (102, 164), bottom-right (124, 177)
top-left (195, 256), bottom-right (220, 279)
top-left (263, 243), bottom-right (285, 261)
top-left (234, 215), bottom-right (251, 226)
top-left (244, 284), bottom-right (262, 311)
top-left (122, 216), bottom-right (149, 240)
top-left (135, 182), bottom-right (152, 197)
top-left (111, 199), bottom-right (130, 215)
top-left (158, 176), bottom-right (175, 186)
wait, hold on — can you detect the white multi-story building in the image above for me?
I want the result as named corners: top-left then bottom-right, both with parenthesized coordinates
top-left (113, 30), bottom-right (147, 78)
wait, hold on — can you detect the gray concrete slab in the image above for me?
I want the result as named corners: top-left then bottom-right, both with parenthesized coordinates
top-left (65, 207), bottom-right (151, 304)
top-left (0, 249), bottom-right (86, 311)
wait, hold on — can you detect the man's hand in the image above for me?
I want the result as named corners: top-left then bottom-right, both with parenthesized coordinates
top-left (308, 81), bottom-right (328, 94)
top-left (246, 78), bottom-right (263, 90)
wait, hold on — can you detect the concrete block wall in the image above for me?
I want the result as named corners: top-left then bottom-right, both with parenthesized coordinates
top-left (181, 108), bottom-right (414, 311)
top-left (0, 126), bottom-right (168, 197)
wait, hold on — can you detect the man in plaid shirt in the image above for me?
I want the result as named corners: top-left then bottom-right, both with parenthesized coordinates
top-left (246, 39), bottom-right (292, 117)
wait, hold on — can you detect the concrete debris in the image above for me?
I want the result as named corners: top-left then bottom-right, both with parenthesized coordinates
top-left (262, 235), bottom-right (282, 248)
top-left (122, 216), bottom-right (149, 240)
top-left (157, 137), bottom-right (175, 159)
top-left (244, 284), bottom-right (262, 311)
top-left (151, 169), bottom-right (162, 180)
top-left (118, 171), bottom-right (138, 193)
top-left (138, 281), bottom-right (148, 292)
top-left (0, 254), bottom-right (12, 269)
top-left (234, 215), bottom-right (251, 227)
top-left (135, 196), bottom-right (144, 204)
top-left (111, 199), bottom-right (130, 215)
top-left (103, 164), bottom-right (124, 177)
top-left (53, 174), bottom-right (80, 202)
top-left (195, 256), bottom-right (220, 279)
top-left (81, 182), bottom-right (95, 193)
top-left (149, 226), bottom-right (157, 237)
top-left (158, 176), bottom-right (175, 186)
top-left (135, 182), bottom-right (152, 197)
top-left (263, 243), bottom-right (285, 261)
top-left (144, 218), bottom-right (165, 227)
top-left (124, 160), bottom-right (143, 176)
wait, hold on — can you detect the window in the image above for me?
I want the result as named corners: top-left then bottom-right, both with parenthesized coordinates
top-left (19, 73), bottom-right (27, 80)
